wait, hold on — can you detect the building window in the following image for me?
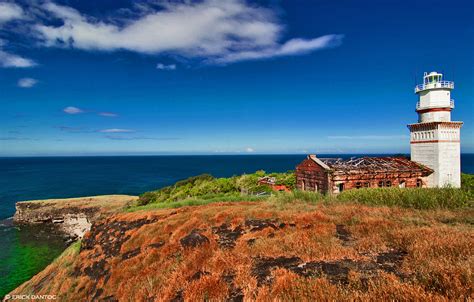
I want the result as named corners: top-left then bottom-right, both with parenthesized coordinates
top-left (314, 182), bottom-right (318, 192)
top-left (386, 181), bottom-right (392, 187)
top-left (399, 180), bottom-right (406, 188)
top-left (338, 183), bottom-right (344, 192)
top-left (378, 181), bottom-right (384, 188)
top-left (301, 180), bottom-right (306, 191)
top-left (416, 179), bottom-right (422, 188)
top-left (355, 182), bottom-right (362, 189)
top-left (364, 182), bottom-right (370, 188)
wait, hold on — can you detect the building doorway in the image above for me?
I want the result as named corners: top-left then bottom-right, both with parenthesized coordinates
top-left (338, 183), bottom-right (344, 193)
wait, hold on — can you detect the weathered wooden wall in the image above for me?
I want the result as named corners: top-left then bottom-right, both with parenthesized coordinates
top-left (295, 158), bottom-right (329, 193)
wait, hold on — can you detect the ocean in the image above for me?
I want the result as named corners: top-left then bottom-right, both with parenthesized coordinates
top-left (1, 154), bottom-right (473, 296)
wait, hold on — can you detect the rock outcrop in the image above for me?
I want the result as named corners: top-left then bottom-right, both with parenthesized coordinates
top-left (14, 195), bottom-right (137, 240)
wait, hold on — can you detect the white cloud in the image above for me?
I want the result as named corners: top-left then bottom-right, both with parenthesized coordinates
top-left (99, 128), bottom-right (134, 133)
top-left (156, 63), bottom-right (176, 70)
top-left (246, 147), bottom-right (255, 153)
top-left (63, 106), bottom-right (84, 114)
top-left (214, 35), bottom-right (343, 63)
top-left (0, 2), bottom-right (23, 24)
top-left (17, 77), bottom-right (38, 88)
top-left (32, 1), bottom-right (342, 64)
top-left (98, 112), bottom-right (118, 117)
top-left (0, 49), bottom-right (37, 68)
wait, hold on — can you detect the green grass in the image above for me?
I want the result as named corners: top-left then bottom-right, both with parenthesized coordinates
top-left (268, 190), bottom-right (325, 205)
top-left (336, 187), bottom-right (471, 209)
top-left (129, 173), bottom-right (474, 212)
top-left (126, 193), bottom-right (268, 212)
top-left (134, 171), bottom-right (295, 207)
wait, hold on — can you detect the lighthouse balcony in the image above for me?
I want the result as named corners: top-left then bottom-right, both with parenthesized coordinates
top-left (415, 81), bottom-right (454, 93)
top-left (416, 100), bottom-right (454, 110)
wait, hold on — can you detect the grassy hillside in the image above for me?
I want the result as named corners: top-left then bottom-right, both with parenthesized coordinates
top-left (130, 172), bottom-right (473, 212)
top-left (135, 171), bottom-right (295, 206)
top-left (10, 201), bottom-right (473, 301)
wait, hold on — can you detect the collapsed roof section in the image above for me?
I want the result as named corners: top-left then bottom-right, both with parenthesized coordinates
top-left (307, 155), bottom-right (433, 175)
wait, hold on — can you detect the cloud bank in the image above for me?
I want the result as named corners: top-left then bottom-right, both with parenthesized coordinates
top-left (31, 0), bottom-right (343, 64)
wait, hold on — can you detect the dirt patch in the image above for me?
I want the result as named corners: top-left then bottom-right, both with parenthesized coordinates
top-left (212, 223), bottom-right (245, 249)
top-left (148, 241), bottom-right (165, 249)
top-left (190, 271), bottom-right (210, 281)
top-left (245, 219), bottom-right (279, 232)
top-left (83, 259), bottom-right (108, 280)
top-left (180, 229), bottom-right (210, 248)
top-left (335, 224), bottom-right (352, 245)
top-left (376, 249), bottom-right (408, 277)
top-left (82, 217), bottom-right (158, 258)
top-left (122, 248), bottom-right (141, 260)
top-left (252, 256), bottom-right (302, 286)
top-left (222, 273), bottom-right (244, 302)
top-left (252, 249), bottom-right (407, 286)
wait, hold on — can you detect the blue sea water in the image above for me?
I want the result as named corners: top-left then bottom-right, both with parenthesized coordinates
top-left (0, 154), bottom-right (473, 297)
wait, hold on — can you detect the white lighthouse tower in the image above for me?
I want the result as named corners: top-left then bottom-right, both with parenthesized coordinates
top-left (408, 71), bottom-right (463, 187)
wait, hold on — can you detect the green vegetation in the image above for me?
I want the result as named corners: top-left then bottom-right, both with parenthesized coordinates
top-left (130, 172), bottom-right (474, 212)
top-left (134, 171), bottom-right (295, 207)
top-left (461, 173), bottom-right (474, 199)
top-left (336, 187), bottom-right (470, 209)
top-left (127, 193), bottom-right (267, 212)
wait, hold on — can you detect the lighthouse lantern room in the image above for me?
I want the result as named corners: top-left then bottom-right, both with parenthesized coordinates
top-left (408, 71), bottom-right (463, 188)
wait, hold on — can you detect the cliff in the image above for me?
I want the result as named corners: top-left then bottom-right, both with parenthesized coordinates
top-left (7, 201), bottom-right (473, 301)
top-left (14, 195), bottom-right (137, 240)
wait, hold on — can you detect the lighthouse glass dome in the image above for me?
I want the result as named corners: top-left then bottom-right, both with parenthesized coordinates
top-left (424, 72), bottom-right (442, 84)
top-left (415, 71), bottom-right (454, 93)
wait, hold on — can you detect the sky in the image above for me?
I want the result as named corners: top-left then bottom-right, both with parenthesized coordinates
top-left (0, 0), bottom-right (473, 156)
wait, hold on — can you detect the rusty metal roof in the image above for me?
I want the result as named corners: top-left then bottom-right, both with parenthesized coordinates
top-left (317, 156), bottom-right (433, 174)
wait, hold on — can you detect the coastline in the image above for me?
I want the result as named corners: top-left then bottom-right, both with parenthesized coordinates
top-left (1, 195), bottom-right (137, 299)
top-left (13, 195), bottom-right (138, 241)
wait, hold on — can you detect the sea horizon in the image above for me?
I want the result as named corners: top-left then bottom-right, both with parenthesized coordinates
top-left (2, 152), bottom-right (474, 158)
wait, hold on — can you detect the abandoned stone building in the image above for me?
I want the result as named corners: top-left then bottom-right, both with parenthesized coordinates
top-left (296, 155), bottom-right (433, 194)
top-left (296, 71), bottom-right (462, 193)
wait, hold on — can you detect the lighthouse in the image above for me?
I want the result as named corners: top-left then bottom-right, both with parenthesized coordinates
top-left (408, 72), bottom-right (463, 187)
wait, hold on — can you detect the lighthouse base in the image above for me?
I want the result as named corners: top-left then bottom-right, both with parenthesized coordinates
top-left (408, 122), bottom-right (463, 188)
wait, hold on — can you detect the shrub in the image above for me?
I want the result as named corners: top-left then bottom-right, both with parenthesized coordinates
top-left (135, 170), bottom-right (294, 207)
top-left (461, 173), bottom-right (474, 199)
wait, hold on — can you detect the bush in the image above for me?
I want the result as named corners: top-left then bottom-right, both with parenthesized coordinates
top-left (135, 170), bottom-right (295, 207)
top-left (461, 173), bottom-right (474, 199)
top-left (336, 187), bottom-right (470, 209)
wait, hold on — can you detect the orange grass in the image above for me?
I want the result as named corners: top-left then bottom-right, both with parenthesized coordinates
top-left (9, 201), bottom-right (474, 301)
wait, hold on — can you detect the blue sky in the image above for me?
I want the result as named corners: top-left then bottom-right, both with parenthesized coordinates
top-left (0, 0), bottom-right (473, 156)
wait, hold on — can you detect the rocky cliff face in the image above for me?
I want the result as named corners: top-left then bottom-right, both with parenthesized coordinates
top-left (8, 201), bottom-right (473, 301)
top-left (14, 195), bottom-right (137, 240)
